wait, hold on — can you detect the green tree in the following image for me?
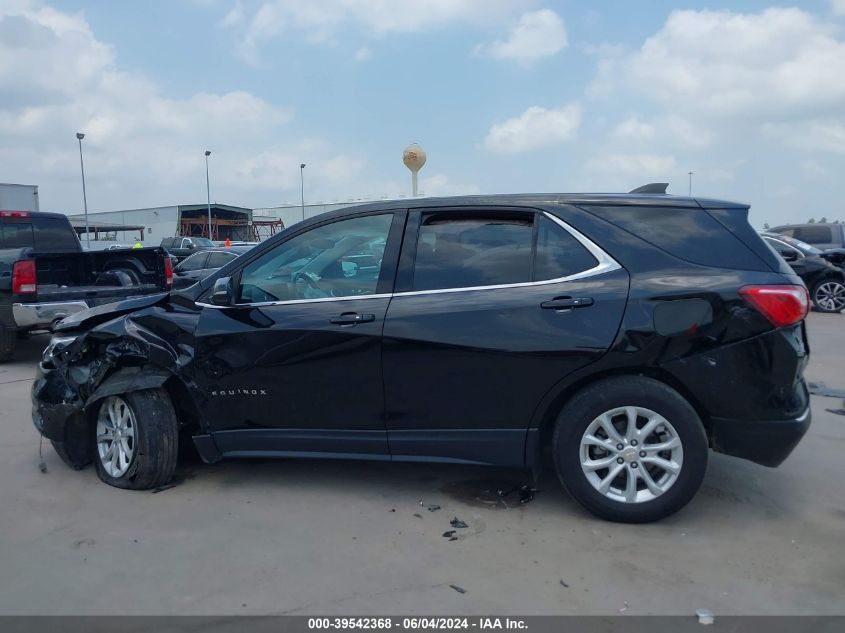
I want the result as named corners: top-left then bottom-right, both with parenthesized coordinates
top-left (819, 216), bottom-right (828, 223)
top-left (808, 218), bottom-right (816, 223)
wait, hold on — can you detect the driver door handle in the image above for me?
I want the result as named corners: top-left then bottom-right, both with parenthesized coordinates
top-left (541, 297), bottom-right (594, 310)
top-left (330, 312), bottom-right (376, 325)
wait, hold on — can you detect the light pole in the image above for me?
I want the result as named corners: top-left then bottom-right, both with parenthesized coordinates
top-left (688, 171), bottom-right (694, 196)
top-left (76, 133), bottom-right (90, 248)
top-left (300, 163), bottom-right (306, 222)
top-left (205, 150), bottom-right (212, 240)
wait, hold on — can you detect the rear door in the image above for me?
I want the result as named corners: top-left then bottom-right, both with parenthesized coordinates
top-left (173, 252), bottom-right (210, 288)
top-left (382, 206), bottom-right (629, 466)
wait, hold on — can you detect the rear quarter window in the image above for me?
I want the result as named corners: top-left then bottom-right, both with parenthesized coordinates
top-left (580, 205), bottom-right (766, 270)
top-left (0, 222), bottom-right (34, 248)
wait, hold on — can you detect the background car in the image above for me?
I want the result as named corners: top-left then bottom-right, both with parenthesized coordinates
top-left (769, 222), bottom-right (845, 251)
top-left (171, 245), bottom-right (253, 289)
top-left (761, 232), bottom-right (845, 313)
top-left (160, 236), bottom-right (216, 261)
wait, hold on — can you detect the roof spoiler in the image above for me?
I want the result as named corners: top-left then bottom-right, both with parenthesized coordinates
top-left (629, 183), bottom-right (669, 194)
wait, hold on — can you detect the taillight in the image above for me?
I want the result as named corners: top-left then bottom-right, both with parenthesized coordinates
top-left (164, 256), bottom-right (173, 289)
top-left (12, 260), bottom-right (37, 294)
top-left (739, 285), bottom-right (809, 327)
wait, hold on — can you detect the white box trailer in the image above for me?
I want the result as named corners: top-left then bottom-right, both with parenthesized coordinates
top-left (0, 183), bottom-right (39, 212)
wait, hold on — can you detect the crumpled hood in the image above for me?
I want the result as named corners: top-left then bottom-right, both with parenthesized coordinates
top-left (56, 292), bottom-right (170, 332)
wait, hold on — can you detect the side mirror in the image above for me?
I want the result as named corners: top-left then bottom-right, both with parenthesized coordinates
top-left (187, 243), bottom-right (195, 249)
top-left (211, 276), bottom-right (235, 306)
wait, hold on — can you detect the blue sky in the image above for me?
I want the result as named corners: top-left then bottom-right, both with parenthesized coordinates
top-left (2, 0), bottom-right (844, 227)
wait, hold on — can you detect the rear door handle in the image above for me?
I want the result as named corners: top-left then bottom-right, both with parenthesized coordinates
top-left (330, 312), bottom-right (376, 325)
top-left (541, 297), bottom-right (594, 310)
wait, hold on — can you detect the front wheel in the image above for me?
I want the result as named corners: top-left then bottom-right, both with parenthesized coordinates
top-left (93, 389), bottom-right (178, 490)
top-left (811, 279), bottom-right (845, 313)
top-left (553, 376), bottom-right (708, 523)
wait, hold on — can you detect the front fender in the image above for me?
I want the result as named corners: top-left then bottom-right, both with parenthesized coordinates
top-left (84, 366), bottom-right (173, 409)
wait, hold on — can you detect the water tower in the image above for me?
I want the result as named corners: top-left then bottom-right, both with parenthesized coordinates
top-left (403, 143), bottom-right (427, 197)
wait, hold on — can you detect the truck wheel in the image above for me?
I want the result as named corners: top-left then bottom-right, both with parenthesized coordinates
top-left (811, 279), bottom-right (845, 313)
top-left (0, 325), bottom-right (16, 363)
top-left (93, 389), bottom-right (178, 490)
top-left (553, 376), bottom-right (708, 523)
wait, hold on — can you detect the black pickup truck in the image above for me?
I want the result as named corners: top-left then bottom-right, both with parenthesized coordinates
top-left (0, 210), bottom-right (172, 361)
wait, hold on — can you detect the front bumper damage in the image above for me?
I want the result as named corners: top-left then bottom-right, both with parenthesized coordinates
top-left (31, 299), bottom-right (197, 460)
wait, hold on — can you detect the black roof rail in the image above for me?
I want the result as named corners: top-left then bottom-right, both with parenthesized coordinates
top-left (629, 183), bottom-right (669, 194)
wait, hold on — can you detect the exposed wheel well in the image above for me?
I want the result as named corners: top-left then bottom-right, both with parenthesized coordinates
top-left (537, 367), bottom-right (713, 451)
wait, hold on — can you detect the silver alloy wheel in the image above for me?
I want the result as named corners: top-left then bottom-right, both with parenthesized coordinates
top-left (96, 396), bottom-right (136, 478)
top-left (815, 281), bottom-right (845, 312)
top-left (579, 406), bottom-right (683, 504)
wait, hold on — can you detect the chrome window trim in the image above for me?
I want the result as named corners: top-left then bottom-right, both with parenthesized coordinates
top-left (392, 212), bottom-right (621, 298)
top-left (763, 236), bottom-right (804, 260)
top-left (196, 211), bottom-right (621, 309)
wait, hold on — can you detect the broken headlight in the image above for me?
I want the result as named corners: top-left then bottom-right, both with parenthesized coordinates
top-left (42, 335), bottom-right (80, 368)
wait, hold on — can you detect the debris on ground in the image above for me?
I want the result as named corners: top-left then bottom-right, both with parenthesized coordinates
top-left (440, 479), bottom-right (538, 509)
top-left (826, 408), bottom-right (845, 416)
top-left (449, 584), bottom-right (466, 594)
top-left (413, 513), bottom-right (423, 519)
top-left (695, 608), bottom-right (715, 625)
top-left (618, 601), bottom-right (629, 613)
top-left (390, 508), bottom-right (396, 512)
top-left (38, 459), bottom-right (48, 473)
top-left (450, 517), bottom-right (469, 529)
top-left (442, 530), bottom-right (456, 538)
top-left (152, 484), bottom-right (179, 494)
top-left (559, 579), bottom-right (569, 588)
top-left (426, 504), bottom-right (441, 512)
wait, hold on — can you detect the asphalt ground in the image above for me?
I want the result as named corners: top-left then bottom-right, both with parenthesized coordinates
top-left (0, 313), bottom-right (843, 615)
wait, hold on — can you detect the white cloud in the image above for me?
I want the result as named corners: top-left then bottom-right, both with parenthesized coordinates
top-left (585, 153), bottom-right (677, 177)
top-left (762, 120), bottom-right (845, 155)
top-left (612, 117), bottom-right (655, 141)
top-left (0, 1), bottom-right (368, 212)
top-left (354, 45), bottom-right (372, 62)
top-left (230, 0), bottom-right (522, 64)
top-left (831, 0), bottom-right (845, 16)
top-left (483, 103), bottom-right (580, 153)
top-left (618, 8), bottom-right (845, 117)
top-left (419, 174), bottom-right (480, 197)
top-left (474, 9), bottom-right (567, 63)
top-left (220, 0), bottom-right (244, 27)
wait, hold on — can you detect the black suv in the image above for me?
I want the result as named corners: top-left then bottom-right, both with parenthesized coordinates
top-left (32, 190), bottom-right (811, 523)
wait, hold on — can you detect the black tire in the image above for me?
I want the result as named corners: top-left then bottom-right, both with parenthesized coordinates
top-left (810, 278), bottom-right (845, 313)
top-left (93, 388), bottom-right (178, 490)
top-left (51, 439), bottom-right (90, 470)
top-left (0, 325), bottom-right (16, 363)
top-left (553, 376), bottom-right (708, 523)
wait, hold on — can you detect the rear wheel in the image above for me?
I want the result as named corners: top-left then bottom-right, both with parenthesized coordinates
top-left (553, 376), bottom-right (708, 523)
top-left (811, 279), bottom-right (845, 313)
top-left (93, 389), bottom-right (178, 490)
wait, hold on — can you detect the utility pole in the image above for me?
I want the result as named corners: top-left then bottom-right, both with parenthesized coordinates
top-left (300, 163), bottom-right (306, 221)
top-left (205, 150), bottom-right (212, 240)
top-left (688, 171), bottom-right (694, 196)
top-left (76, 133), bottom-right (90, 248)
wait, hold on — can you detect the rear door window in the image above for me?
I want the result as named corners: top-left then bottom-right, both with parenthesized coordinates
top-left (207, 251), bottom-right (237, 268)
top-left (412, 213), bottom-right (533, 291)
top-left (177, 252), bottom-right (209, 272)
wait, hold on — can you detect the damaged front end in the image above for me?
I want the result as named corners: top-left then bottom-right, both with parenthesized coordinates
top-left (32, 294), bottom-right (198, 469)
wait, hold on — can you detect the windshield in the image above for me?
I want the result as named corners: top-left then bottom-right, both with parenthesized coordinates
top-left (192, 238), bottom-right (214, 247)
